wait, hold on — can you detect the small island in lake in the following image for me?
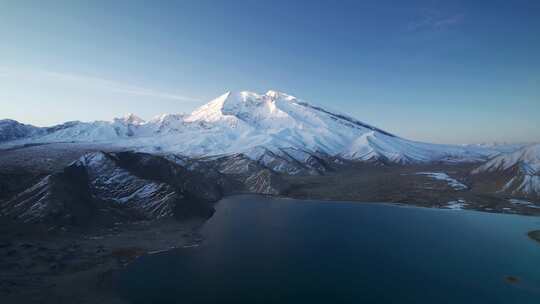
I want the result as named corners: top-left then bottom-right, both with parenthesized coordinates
top-left (527, 230), bottom-right (540, 244)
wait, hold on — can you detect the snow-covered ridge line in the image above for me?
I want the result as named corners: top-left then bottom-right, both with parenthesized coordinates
top-left (0, 90), bottom-right (524, 164)
top-left (473, 144), bottom-right (540, 174)
top-left (473, 144), bottom-right (540, 198)
top-left (294, 101), bottom-right (396, 137)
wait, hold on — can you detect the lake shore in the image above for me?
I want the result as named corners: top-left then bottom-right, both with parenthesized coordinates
top-left (0, 217), bottom-right (207, 304)
top-left (528, 230), bottom-right (540, 245)
top-left (2, 195), bottom-right (540, 303)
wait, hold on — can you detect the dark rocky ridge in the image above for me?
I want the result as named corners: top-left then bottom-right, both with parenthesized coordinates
top-left (2, 164), bottom-right (97, 227)
top-left (245, 169), bottom-right (287, 195)
top-left (1, 150), bottom-right (292, 228)
top-left (1, 152), bottom-right (218, 227)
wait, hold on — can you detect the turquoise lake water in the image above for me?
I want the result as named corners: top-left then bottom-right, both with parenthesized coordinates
top-left (118, 195), bottom-right (540, 303)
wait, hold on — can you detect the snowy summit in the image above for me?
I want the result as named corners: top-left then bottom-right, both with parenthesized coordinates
top-left (0, 90), bottom-right (511, 164)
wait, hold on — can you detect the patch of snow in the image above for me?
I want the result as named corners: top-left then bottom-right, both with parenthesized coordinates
top-left (445, 200), bottom-right (468, 210)
top-left (508, 199), bottom-right (540, 209)
top-left (416, 172), bottom-right (468, 190)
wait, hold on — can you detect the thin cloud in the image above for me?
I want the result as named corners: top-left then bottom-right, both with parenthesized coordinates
top-left (0, 67), bottom-right (200, 103)
top-left (434, 13), bottom-right (465, 28)
top-left (406, 10), bottom-right (465, 32)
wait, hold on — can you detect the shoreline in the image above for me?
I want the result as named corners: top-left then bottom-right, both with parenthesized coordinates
top-left (528, 230), bottom-right (540, 245)
top-left (2, 195), bottom-right (540, 303)
top-left (0, 218), bottom-right (207, 304)
top-left (222, 193), bottom-right (540, 217)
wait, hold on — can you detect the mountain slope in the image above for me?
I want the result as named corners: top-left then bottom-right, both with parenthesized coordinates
top-left (1, 152), bottom-right (220, 225)
top-left (1, 163), bottom-right (97, 225)
top-left (1, 150), bottom-right (294, 226)
top-left (0, 90), bottom-right (514, 164)
top-left (0, 119), bottom-right (44, 143)
top-left (472, 144), bottom-right (540, 198)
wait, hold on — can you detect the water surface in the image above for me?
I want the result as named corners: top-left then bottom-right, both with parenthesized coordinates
top-left (118, 195), bottom-right (540, 304)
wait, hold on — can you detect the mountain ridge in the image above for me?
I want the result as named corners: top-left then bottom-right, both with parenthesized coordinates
top-left (0, 90), bottom-right (526, 164)
top-left (472, 144), bottom-right (540, 198)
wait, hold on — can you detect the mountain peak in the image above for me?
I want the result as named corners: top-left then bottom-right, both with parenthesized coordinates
top-left (265, 90), bottom-right (296, 101)
top-left (0, 119), bottom-right (43, 143)
top-left (115, 113), bottom-right (145, 125)
top-left (187, 90), bottom-right (297, 123)
top-left (0, 119), bottom-right (19, 124)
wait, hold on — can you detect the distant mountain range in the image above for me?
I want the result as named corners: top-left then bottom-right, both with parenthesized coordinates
top-left (0, 90), bottom-right (525, 164)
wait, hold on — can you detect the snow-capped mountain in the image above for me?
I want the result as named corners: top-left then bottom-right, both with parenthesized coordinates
top-left (473, 144), bottom-right (540, 173)
top-left (473, 144), bottom-right (540, 198)
top-left (463, 142), bottom-right (527, 154)
top-left (0, 90), bottom-right (512, 164)
top-left (0, 119), bottom-right (44, 142)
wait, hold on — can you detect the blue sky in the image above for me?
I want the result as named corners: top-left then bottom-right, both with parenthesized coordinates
top-left (0, 0), bottom-right (538, 144)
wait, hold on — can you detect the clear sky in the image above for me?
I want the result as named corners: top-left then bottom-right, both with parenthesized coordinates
top-left (1, 0), bottom-right (539, 144)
